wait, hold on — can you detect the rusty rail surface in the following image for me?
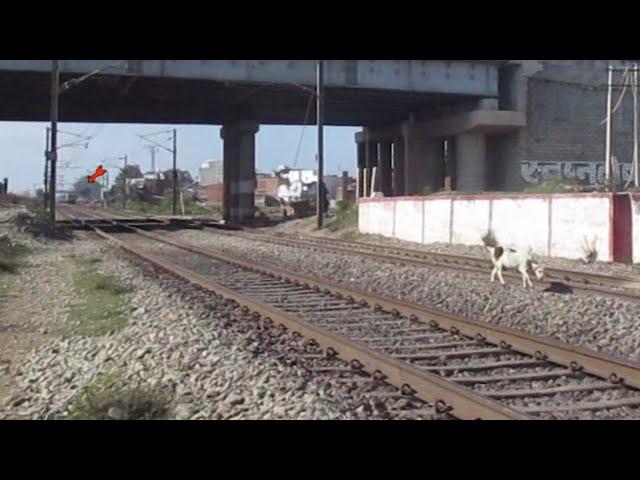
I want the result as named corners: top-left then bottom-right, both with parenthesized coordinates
top-left (211, 228), bottom-right (640, 302)
top-left (57, 205), bottom-right (640, 420)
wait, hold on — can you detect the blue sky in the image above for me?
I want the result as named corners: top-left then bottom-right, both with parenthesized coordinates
top-left (0, 122), bottom-right (359, 194)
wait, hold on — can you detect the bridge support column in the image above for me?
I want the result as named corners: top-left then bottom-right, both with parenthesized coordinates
top-left (402, 122), bottom-right (444, 195)
top-left (378, 140), bottom-right (392, 196)
top-left (365, 138), bottom-right (377, 196)
top-left (221, 121), bottom-right (259, 224)
top-left (455, 132), bottom-right (487, 192)
top-left (356, 138), bottom-right (365, 198)
top-left (392, 136), bottom-right (405, 196)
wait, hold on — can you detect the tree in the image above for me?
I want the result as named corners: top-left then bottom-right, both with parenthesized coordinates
top-left (73, 175), bottom-right (102, 201)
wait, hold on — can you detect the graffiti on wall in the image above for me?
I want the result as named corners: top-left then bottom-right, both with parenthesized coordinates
top-left (521, 161), bottom-right (633, 185)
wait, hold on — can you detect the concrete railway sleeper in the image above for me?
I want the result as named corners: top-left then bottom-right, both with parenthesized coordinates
top-left (57, 206), bottom-right (640, 419)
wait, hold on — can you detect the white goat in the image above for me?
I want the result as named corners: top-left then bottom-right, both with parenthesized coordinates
top-left (487, 246), bottom-right (545, 288)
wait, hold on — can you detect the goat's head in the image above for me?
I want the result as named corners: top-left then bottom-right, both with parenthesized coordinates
top-left (533, 265), bottom-right (545, 280)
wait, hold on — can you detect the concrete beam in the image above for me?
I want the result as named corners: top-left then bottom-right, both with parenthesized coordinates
top-left (415, 109), bottom-right (526, 137)
top-left (0, 60), bottom-right (500, 97)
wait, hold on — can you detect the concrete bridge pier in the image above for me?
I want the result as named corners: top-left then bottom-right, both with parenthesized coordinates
top-left (359, 128), bottom-right (401, 197)
top-left (221, 121), bottom-right (259, 224)
top-left (454, 132), bottom-right (487, 192)
top-left (365, 137), bottom-right (377, 196)
top-left (401, 122), bottom-right (445, 195)
top-left (356, 140), bottom-right (365, 198)
top-left (392, 136), bottom-right (405, 196)
top-left (378, 140), bottom-right (393, 196)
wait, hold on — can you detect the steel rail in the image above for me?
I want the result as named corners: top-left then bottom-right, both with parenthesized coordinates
top-left (212, 229), bottom-right (640, 301)
top-left (127, 226), bottom-right (640, 392)
top-left (57, 205), bottom-right (640, 418)
top-left (90, 227), bottom-right (527, 420)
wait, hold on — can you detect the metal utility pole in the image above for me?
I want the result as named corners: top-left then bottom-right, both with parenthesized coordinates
top-left (144, 145), bottom-right (158, 172)
top-left (316, 60), bottom-right (324, 229)
top-left (49, 60), bottom-right (59, 222)
top-left (172, 129), bottom-right (177, 215)
top-left (43, 127), bottom-right (50, 211)
top-left (605, 65), bottom-right (613, 185)
top-left (122, 155), bottom-right (128, 209)
top-left (138, 129), bottom-right (178, 214)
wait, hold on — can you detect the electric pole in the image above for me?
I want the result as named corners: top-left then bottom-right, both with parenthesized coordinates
top-left (138, 129), bottom-right (178, 215)
top-left (44, 127), bottom-right (50, 211)
top-left (122, 155), bottom-right (128, 209)
top-left (316, 60), bottom-right (325, 229)
top-left (49, 60), bottom-right (59, 222)
top-left (144, 145), bottom-right (158, 172)
top-left (172, 129), bottom-right (177, 216)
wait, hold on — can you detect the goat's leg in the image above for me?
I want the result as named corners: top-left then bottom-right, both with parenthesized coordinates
top-left (497, 267), bottom-right (506, 285)
top-left (491, 266), bottom-right (497, 283)
top-left (519, 265), bottom-right (532, 288)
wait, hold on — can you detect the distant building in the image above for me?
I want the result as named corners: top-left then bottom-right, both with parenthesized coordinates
top-left (124, 165), bottom-right (143, 180)
top-left (196, 183), bottom-right (224, 204)
top-left (200, 160), bottom-right (223, 186)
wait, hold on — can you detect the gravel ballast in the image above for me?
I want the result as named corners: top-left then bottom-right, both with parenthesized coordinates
top-left (269, 218), bottom-right (640, 278)
top-left (0, 224), bottom-right (443, 420)
top-left (173, 229), bottom-right (640, 364)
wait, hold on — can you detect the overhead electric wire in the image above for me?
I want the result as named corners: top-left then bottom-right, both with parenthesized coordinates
top-left (293, 91), bottom-right (316, 169)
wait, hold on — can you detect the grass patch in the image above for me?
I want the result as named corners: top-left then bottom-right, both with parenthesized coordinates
top-left (523, 179), bottom-right (583, 194)
top-left (55, 259), bottom-right (133, 337)
top-left (67, 372), bottom-right (173, 420)
top-left (125, 197), bottom-right (222, 216)
top-left (326, 200), bottom-right (358, 233)
top-left (0, 235), bottom-right (31, 273)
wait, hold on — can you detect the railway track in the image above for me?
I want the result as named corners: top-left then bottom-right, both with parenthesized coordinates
top-left (204, 228), bottom-right (640, 302)
top-left (57, 204), bottom-right (640, 419)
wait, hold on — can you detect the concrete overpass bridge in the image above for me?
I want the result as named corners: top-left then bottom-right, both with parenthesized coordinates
top-left (0, 60), bottom-right (525, 222)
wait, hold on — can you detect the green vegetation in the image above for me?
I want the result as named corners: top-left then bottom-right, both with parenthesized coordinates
top-left (72, 176), bottom-right (102, 202)
top-left (326, 200), bottom-right (358, 233)
top-left (523, 179), bottom-right (582, 194)
top-left (125, 197), bottom-right (222, 216)
top-left (55, 258), bottom-right (133, 337)
top-left (0, 236), bottom-right (31, 273)
top-left (67, 372), bottom-right (173, 420)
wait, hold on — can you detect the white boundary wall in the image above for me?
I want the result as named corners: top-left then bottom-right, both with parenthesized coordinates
top-left (359, 193), bottom-right (626, 262)
top-left (633, 195), bottom-right (640, 264)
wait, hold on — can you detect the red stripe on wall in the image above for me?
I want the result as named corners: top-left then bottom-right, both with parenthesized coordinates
top-left (612, 193), bottom-right (632, 263)
top-left (609, 196), bottom-right (614, 262)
